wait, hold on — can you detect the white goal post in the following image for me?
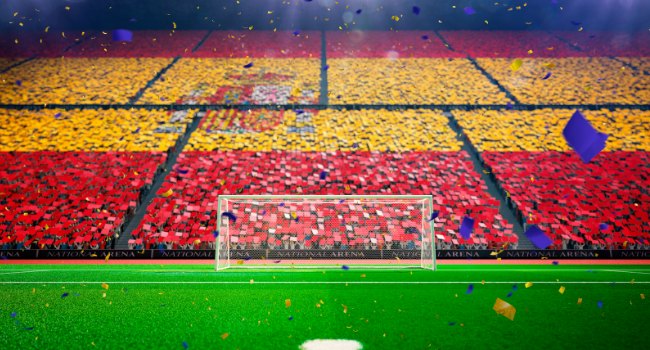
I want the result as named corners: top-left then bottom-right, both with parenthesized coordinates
top-left (215, 195), bottom-right (436, 271)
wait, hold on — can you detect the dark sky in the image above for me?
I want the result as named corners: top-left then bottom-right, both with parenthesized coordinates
top-left (1, 0), bottom-right (649, 32)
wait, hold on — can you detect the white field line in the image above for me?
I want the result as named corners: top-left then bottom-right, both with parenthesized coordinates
top-left (0, 269), bottom-right (52, 275)
top-left (0, 281), bottom-right (648, 285)
top-left (1, 268), bottom-right (649, 274)
top-left (601, 269), bottom-right (650, 275)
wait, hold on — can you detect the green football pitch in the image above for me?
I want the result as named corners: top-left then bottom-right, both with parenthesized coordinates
top-left (0, 263), bottom-right (648, 350)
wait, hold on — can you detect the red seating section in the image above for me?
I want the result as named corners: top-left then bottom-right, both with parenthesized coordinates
top-left (0, 152), bottom-right (166, 249)
top-left (440, 31), bottom-right (582, 57)
top-left (556, 31), bottom-right (650, 57)
top-left (482, 151), bottom-right (650, 249)
top-left (133, 151), bottom-right (516, 249)
top-left (0, 31), bottom-right (87, 58)
top-left (192, 31), bottom-right (320, 58)
top-left (66, 31), bottom-right (207, 57)
top-left (327, 31), bottom-right (464, 58)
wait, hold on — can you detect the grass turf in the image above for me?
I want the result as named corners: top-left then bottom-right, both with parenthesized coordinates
top-left (0, 264), bottom-right (648, 349)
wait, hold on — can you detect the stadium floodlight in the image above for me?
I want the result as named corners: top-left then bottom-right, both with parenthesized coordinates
top-left (215, 195), bottom-right (436, 271)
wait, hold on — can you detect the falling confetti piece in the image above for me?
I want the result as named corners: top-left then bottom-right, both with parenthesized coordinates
top-left (510, 59), bottom-right (523, 72)
top-left (577, 298), bottom-right (583, 305)
top-left (464, 6), bottom-right (476, 15)
top-left (285, 299), bottom-right (291, 308)
top-left (221, 333), bottom-right (229, 340)
top-left (342, 304), bottom-right (348, 313)
top-left (182, 341), bottom-right (189, 349)
top-left (11, 312), bottom-right (17, 318)
top-left (597, 301), bottom-right (603, 308)
top-left (222, 212), bottom-right (237, 223)
top-left (172, 22), bottom-right (177, 29)
top-left (599, 223), bottom-right (609, 231)
top-left (466, 284), bottom-right (474, 294)
top-left (506, 292), bottom-right (513, 298)
top-left (342, 265), bottom-right (350, 270)
top-left (525, 282), bottom-right (533, 288)
top-left (421, 35), bottom-right (429, 40)
top-left (428, 211), bottom-right (439, 221)
top-left (161, 188), bottom-right (174, 198)
top-left (493, 298), bottom-right (516, 321)
top-left (559, 286), bottom-right (566, 294)
top-left (641, 294), bottom-right (645, 300)
top-left (319, 171), bottom-right (328, 180)
top-left (356, 9), bottom-right (362, 14)
top-left (61, 292), bottom-right (69, 299)
top-left (15, 80), bottom-right (22, 86)
top-left (243, 62), bottom-right (253, 68)
top-left (105, 253), bottom-right (110, 262)
top-left (412, 6), bottom-right (421, 15)
top-left (552, 261), bottom-right (559, 265)
top-left (213, 231), bottom-right (219, 238)
top-left (288, 316), bottom-right (294, 320)
top-left (101, 283), bottom-right (109, 290)
top-left (448, 322), bottom-right (456, 326)
top-left (542, 72), bottom-right (552, 80)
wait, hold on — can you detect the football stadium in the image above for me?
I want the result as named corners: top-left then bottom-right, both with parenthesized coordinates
top-left (0, 0), bottom-right (649, 349)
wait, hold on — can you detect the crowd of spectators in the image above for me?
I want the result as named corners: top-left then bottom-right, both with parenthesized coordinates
top-left (328, 58), bottom-right (511, 104)
top-left (132, 150), bottom-right (516, 250)
top-left (439, 31), bottom-right (580, 58)
top-left (187, 109), bottom-right (462, 152)
top-left (326, 31), bottom-right (463, 58)
top-left (138, 58), bottom-right (320, 104)
top-left (0, 152), bottom-right (166, 250)
top-left (453, 109), bottom-right (650, 152)
top-left (65, 31), bottom-right (206, 57)
top-left (482, 151), bottom-right (650, 250)
top-left (477, 57), bottom-right (650, 105)
top-left (0, 58), bottom-right (172, 104)
top-left (192, 31), bottom-right (320, 58)
top-left (0, 108), bottom-right (191, 152)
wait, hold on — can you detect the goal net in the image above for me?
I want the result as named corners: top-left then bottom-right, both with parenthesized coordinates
top-left (215, 195), bottom-right (435, 271)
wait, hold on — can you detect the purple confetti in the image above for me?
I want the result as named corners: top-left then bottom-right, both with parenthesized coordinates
top-left (597, 301), bottom-right (603, 308)
top-left (221, 212), bottom-right (237, 223)
top-left (279, 203), bottom-right (285, 207)
top-left (342, 265), bottom-right (350, 270)
top-left (23, 327), bottom-right (34, 331)
top-left (421, 35), bottom-right (429, 40)
top-left (133, 127), bottom-right (140, 134)
top-left (319, 171), bottom-right (328, 180)
top-left (506, 292), bottom-right (513, 297)
top-left (428, 211), bottom-right (439, 222)
top-left (274, 260), bottom-right (282, 264)
top-left (182, 341), bottom-right (189, 349)
top-left (323, 64), bottom-right (329, 71)
top-left (464, 7), bottom-right (476, 15)
top-left (552, 261), bottom-right (559, 265)
top-left (448, 322), bottom-right (456, 326)
top-left (10, 312), bottom-right (16, 318)
top-left (571, 21), bottom-right (582, 26)
top-left (212, 231), bottom-right (219, 238)
top-left (542, 72), bottom-right (552, 80)
top-left (243, 62), bottom-right (253, 69)
top-left (15, 80), bottom-right (22, 86)
top-left (293, 30), bottom-right (300, 36)
top-left (506, 102), bottom-right (514, 110)
top-left (61, 292), bottom-right (69, 299)
top-left (288, 316), bottom-right (294, 320)
top-left (466, 284), bottom-right (474, 294)
top-left (512, 284), bottom-right (518, 290)
top-left (176, 168), bottom-right (190, 175)
top-left (599, 223), bottom-right (609, 231)
top-left (355, 9), bottom-right (362, 14)
top-left (412, 6), bottom-right (421, 15)
top-left (54, 113), bottom-right (62, 119)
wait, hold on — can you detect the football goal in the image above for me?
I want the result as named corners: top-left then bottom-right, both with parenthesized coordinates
top-left (215, 195), bottom-right (436, 271)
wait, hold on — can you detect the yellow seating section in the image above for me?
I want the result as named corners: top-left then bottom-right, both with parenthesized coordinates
top-left (327, 58), bottom-right (511, 104)
top-left (187, 109), bottom-right (462, 151)
top-left (138, 58), bottom-right (320, 104)
top-left (476, 58), bottom-right (650, 105)
top-left (0, 108), bottom-right (192, 151)
top-left (620, 58), bottom-right (650, 73)
top-left (453, 109), bottom-right (650, 151)
top-left (0, 58), bottom-right (172, 104)
top-left (0, 58), bottom-right (18, 70)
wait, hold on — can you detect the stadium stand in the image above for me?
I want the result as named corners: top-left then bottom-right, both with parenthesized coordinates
top-left (453, 109), bottom-right (650, 152)
top-left (327, 58), bottom-right (511, 104)
top-left (555, 31), bottom-right (650, 56)
top-left (0, 58), bottom-right (19, 70)
top-left (187, 109), bottom-right (462, 151)
top-left (192, 31), bottom-right (320, 58)
top-left (439, 31), bottom-right (579, 58)
top-left (0, 151), bottom-right (167, 250)
top-left (620, 58), bottom-right (650, 74)
top-left (138, 58), bottom-right (320, 104)
top-left (476, 57), bottom-right (650, 105)
top-left (65, 30), bottom-right (207, 57)
top-left (0, 31), bottom-right (87, 58)
top-left (132, 151), bottom-right (516, 250)
top-left (326, 31), bottom-right (463, 58)
top-left (0, 109), bottom-right (192, 152)
top-left (0, 58), bottom-right (172, 104)
top-left (482, 151), bottom-right (650, 250)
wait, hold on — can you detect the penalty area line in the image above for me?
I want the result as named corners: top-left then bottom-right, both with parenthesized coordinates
top-left (0, 281), bottom-right (648, 285)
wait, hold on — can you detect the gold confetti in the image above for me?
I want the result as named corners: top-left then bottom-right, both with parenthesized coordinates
top-left (342, 304), bottom-right (348, 314)
top-left (525, 282), bottom-right (533, 288)
top-left (65, 6), bottom-right (70, 11)
top-left (641, 294), bottom-right (645, 300)
top-left (105, 253), bottom-right (110, 262)
top-left (577, 298), bottom-right (583, 305)
top-left (391, 15), bottom-right (400, 22)
top-left (559, 286), bottom-right (566, 294)
top-left (161, 188), bottom-right (174, 197)
top-left (527, 49), bottom-right (533, 54)
top-left (285, 299), bottom-right (291, 308)
top-left (221, 333), bottom-right (229, 340)
top-left (101, 283), bottom-right (109, 290)
top-left (249, 279), bottom-right (254, 284)
top-left (172, 22), bottom-right (177, 29)
top-left (510, 59), bottom-right (523, 72)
